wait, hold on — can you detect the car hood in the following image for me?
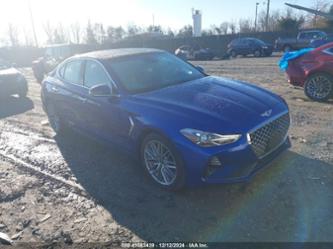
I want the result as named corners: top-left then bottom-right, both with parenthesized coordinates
top-left (0, 67), bottom-right (20, 76)
top-left (131, 76), bottom-right (287, 133)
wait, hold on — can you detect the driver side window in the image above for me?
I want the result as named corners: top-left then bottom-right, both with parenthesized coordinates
top-left (84, 60), bottom-right (110, 88)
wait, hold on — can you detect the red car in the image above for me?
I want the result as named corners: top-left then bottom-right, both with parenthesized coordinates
top-left (286, 42), bottom-right (333, 101)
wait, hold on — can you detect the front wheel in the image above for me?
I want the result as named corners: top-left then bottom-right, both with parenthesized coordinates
top-left (283, 45), bottom-right (292, 53)
top-left (254, 49), bottom-right (262, 57)
top-left (304, 73), bottom-right (333, 102)
top-left (141, 133), bottom-right (186, 191)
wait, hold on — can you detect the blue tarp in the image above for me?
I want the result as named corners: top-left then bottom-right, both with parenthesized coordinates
top-left (278, 48), bottom-right (314, 71)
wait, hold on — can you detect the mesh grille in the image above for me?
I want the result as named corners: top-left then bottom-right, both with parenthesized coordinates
top-left (249, 113), bottom-right (290, 158)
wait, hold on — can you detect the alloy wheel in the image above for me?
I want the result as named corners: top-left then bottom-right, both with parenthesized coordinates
top-left (143, 140), bottom-right (177, 186)
top-left (305, 74), bottom-right (333, 101)
top-left (254, 50), bottom-right (261, 57)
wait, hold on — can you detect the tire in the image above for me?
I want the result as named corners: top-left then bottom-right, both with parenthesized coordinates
top-left (141, 133), bottom-right (186, 191)
top-left (46, 103), bottom-right (66, 134)
top-left (283, 45), bottom-right (292, 53)
top-left (230, 50), bottom-right (237, 58)
top-left (304, 73), bottom-right (333, 102)
top-left (254, 49), bottom-right (262, 57)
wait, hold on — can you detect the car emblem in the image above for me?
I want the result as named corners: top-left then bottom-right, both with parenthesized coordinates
top-left (261, 109), bottom-right (272, 117)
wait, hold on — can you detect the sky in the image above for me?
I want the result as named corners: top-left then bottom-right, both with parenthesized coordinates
top-left (0, 0), bottom-right (318, 45)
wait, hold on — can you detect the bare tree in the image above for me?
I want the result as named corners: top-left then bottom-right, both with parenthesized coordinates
top-left (70, 22), bottom-right (81, 44)
top-left (8, 23), bottom-right (19, 46)
top-left (23, 28), bottom-right (34, 46)
top-left (106, 26), bottom-right (116, 43)
top-left (127, 24), bottom-right (141, 36)
top-left (114, 26), bottom-right (125, 40)
top-left (220, 22), bottom-right (229, 35)
top-left (94, 23), bottom-right (106, 44)
top-left (176, 25), bottom-right (193, 37)
top-left (308, 0), bottom-right (329, 27)
top-left (53, 24), bottom-right (68, 44)
top-left (85, 20), bottom-right (97, 44)
top-left (239, 18), bottom-right (254, 33)
top-left (229, 21), bottom-right (237, 34)
top-left (43, 21), bottom-right (55, 44)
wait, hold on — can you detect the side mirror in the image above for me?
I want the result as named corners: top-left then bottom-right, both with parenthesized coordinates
top-left (196, 66), bottom-right (205, 73)
top-left (89, 84), bottom-right (112, 97)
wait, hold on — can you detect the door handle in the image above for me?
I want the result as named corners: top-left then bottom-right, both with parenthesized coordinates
top-left (51, 86), bottom-right (58, 92)
top-left (81, 98), bottom-right (87, 104)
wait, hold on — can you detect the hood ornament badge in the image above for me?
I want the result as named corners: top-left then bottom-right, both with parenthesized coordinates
top-left (261, 109), bottom-right (272, 117)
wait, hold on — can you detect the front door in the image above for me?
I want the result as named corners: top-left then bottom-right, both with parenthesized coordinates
top-left (81, 60), bottom-right (131, 146)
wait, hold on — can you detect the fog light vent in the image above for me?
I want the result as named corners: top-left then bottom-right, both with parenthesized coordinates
top-left (209, 156), bottom-right (222, 167)
top-left (204, 156), bottom-right (222, 178)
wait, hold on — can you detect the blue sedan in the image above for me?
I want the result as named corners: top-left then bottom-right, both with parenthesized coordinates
top-left (41, 48), bottom-right (291, 190)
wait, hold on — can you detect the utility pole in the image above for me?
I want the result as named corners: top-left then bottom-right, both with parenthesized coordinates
top-left (28, 0), bottom-right (38, 47)
top-left (265, 0), bottom-right (270, 32)
top-left (255, 2), bottom-right (259, 32)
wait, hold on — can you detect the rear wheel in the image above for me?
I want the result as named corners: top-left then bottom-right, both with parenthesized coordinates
top-left (46, 103), bottom-right (66, 134)
top-left (141, 133), bottom-right (186, 191)
top-left (304, 73), bottom-right (333, 102)
top-left (230, 50), bottom-right (237, 58)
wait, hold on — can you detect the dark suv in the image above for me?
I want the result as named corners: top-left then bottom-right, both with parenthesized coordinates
top-left (32, 44), bottom-right (92, 83)
top-left (227, 38), bottom-right (273, 58)
top-left (0, 59), bottom-right (28, 98)
top-left (175, 45), bottom-right (215, 60)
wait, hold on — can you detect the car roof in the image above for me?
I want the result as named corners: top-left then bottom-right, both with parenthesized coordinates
top-left (74, 48), bottom-right (164, 60)
top-left (300, 30), bottom-right (324, 33)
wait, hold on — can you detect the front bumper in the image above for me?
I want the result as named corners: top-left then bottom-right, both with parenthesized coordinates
top-left (175, 111), bottom-right (291, 187)
top-left (177, 135), bottom-right (290, 186)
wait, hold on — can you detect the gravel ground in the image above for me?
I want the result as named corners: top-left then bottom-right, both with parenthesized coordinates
top-left (0, 55), bottom-right (332, 245)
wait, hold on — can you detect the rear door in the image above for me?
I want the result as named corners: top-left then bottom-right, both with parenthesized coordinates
top-left (48, 59), bottom-right (86, 128)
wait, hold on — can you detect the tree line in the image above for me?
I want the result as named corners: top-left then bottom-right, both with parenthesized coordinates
top-left (3, 1), bottom-right (333, 47)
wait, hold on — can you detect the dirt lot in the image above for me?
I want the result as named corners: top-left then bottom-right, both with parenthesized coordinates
top-left (0, 55), bottom-right (332, 245)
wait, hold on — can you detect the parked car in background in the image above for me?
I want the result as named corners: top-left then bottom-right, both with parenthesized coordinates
top-left (0, 59), bottom-right (28, 98)
top-left (275, 30), bottom-right (327, 52)
top-left (227, 38), bottom-right (273, 58)
top-left (32, 44), bottom-right (92, 83)
top-left (310, 34), bottom-right (333, 48)
top-left (175, 45), bottom-right (215, 60)
top-left (285, 42), bottom-right (333, 102)
top-left (42, 48), bottom-right (290, 190)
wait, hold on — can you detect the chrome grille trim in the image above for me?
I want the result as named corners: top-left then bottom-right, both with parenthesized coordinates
top-left (248, 112), bottom-right (290, 159)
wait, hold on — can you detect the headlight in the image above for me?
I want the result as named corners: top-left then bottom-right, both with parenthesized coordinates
top-left (180, 128), bottom-right (241, 147)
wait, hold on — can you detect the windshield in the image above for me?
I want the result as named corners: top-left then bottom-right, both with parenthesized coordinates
top-left (0, 59), bottom-right (11, 70)
top-left (108, 52), bottom-right (205, 93)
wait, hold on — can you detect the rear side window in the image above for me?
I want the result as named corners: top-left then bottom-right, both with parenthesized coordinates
top-left (231, 39), bottom-right (241, 46)
top-left (63, 60), bottom-right (83, 85)
top-left (84, 60), bottom-right (110, 88)
top-left (58, 65), bottom-right (65, 78)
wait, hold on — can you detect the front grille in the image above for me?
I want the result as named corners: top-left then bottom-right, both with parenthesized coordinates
top-left (249, 113), bottom-right (290, 158)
